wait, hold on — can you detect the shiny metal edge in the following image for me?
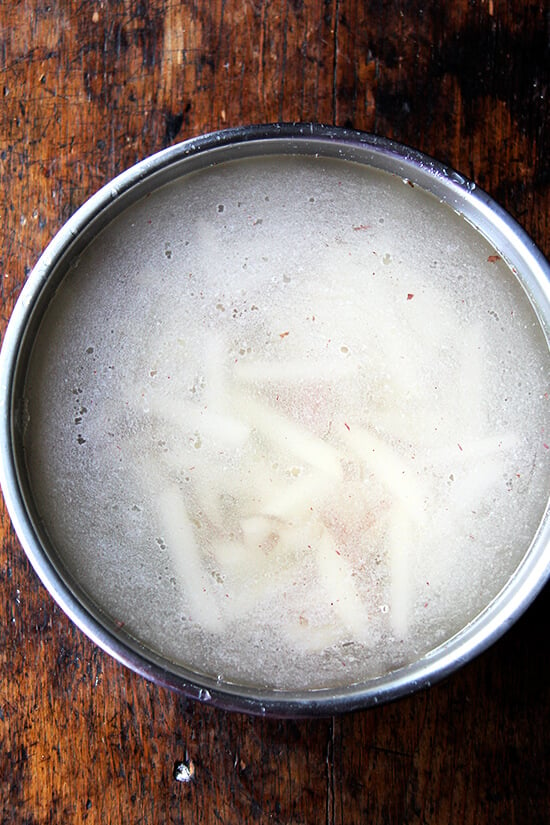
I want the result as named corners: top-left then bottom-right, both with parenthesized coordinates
top-left (1, 123), bottom-right (549, 717)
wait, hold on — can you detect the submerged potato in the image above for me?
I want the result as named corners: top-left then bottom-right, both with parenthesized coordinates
top-left (24, 155), bottom-right (550, 690)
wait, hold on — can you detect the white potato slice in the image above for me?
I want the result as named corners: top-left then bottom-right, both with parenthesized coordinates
top-left (284, 619), bottom-right (343, 652)
top-left (260, 472), bottom-right (335, 523)
top-left (233, 357), bottom-right (358, 384)
top-left (342, 426), bottom-right (427, 524)
top-left (439, 432), bottom-right (517, 461)
top-left (211, 539), bottom-right (250, 572)
top-left (386, 505), bottom-right (412, 639)
top-left (157, 484), bottom-right (222, 632)
top-left (448, 456), bottom-right (507, 517)
top-left (150, 396), bottom-right (250, 448)
top-left (317, 526), bottom-right (370, 638)
top-left (239, 515), bottom-right (277, 551)
top-left (232, 393), bottom-right (343, 480)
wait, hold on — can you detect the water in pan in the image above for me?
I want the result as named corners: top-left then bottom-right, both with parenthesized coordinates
top-left (23, 155), bottom-right (550, 690)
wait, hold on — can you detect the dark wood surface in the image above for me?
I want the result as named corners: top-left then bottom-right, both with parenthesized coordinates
top-left (1, 1), bottom-right (549, 822)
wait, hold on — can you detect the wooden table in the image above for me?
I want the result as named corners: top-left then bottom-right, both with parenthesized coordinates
top-left (1, 1), bottom-right (549, 822)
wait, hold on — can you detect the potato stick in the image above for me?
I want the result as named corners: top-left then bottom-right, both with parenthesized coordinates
top-left (233, 357), bottom-right (357, 383)
top-left (150, 432), bottom-right (243, 487)
top-left (192, 474), bottom-right (224, 529)
top-left (157, 484), bottom-right (222, 632)
top-left (238, 517), bottom-right (308, 572)
top-left (240, 515), bottom-right (274, 549)
top-left (434, 432), bottom-right (517, 461)
top-left (227, 520), bottom-right (326, 618)
top-left (232, 394), bottom-right (343, 480)
top-left (210, 539), bottom-right (269, 577)
top-left (342, 426), bottom-right (427, 524)
top-left (146, 393), bottom-right (250, 448)
top-left (156, 442), bottom-right (221, 479)
top-left (212, 542), bottom-right (298, 618)
top-left (193, 407), bottom-right (250, 447)
top-left (360, 401), bottom-right (455, 448)
top-left (284, 620), bottom-right (343, 652)
top-left (387, 505), bottom-right (411, 639)
top-left (448, 457), bottom-right (506, 516)
top-left (260, 472), bottom-right (335, 523)
top-left (230, 455), bottom-right (287, 515)
top-left (317, 527), bottom-right (370, 638)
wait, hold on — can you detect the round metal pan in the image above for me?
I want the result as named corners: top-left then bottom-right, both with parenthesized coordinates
top-left (1, 124), bottom-right (549, 716)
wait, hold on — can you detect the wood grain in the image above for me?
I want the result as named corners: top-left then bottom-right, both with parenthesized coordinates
top-left (1, 1), bottom-right (549, 823)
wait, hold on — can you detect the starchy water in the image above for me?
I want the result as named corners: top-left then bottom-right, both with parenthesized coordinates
top-left (24, 155), bottom-right (550, 689)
